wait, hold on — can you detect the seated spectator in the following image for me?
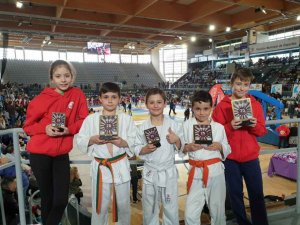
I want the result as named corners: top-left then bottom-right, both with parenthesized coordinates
top-left (1, 177), bottom-right (19, 225)
top-left (69, 166), bottom-right (83, 205)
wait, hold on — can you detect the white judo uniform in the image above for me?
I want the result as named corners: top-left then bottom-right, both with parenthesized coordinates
top-left (75, 112), bottom-right (136, 225)
top-left (134, 116), bottom-right (184, 225)
top-left (182, 118), bottom-right (231, 225)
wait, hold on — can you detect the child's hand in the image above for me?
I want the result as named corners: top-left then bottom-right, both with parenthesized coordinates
top-left (166, 128), bottom-right (179, 144)
top-left (109, 137), bottom-right (128, 148)
top-left (204, 142), bottom-right (223, 151)
top-left (88, 135), bottom-right (107, 146)
top-left (248, 117), bottom-right (257, 127)
top-left (231, 119), bottom-right (242, 130)
top-left (46, 124), bottom-right (62, 136)
top-left (183, 143), bottom-right (202, 153)
top-left (140, 143), bottom-right (157, 155)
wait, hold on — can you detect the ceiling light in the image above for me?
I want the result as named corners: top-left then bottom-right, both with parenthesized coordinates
top-left (255, 6), bottom-right (267, 14)
top-left (297, 15), bottom-right (300, 21)
top-left (177, 36), bottom-right (183, 40)
top-left (47, 41), bottom-right (52, 45)
top-left (209, 38), bottom-right (213, 43)
top-left (209, 24), bottom-right (215, 31)
top-left (226, 27), bottom-right (231, 32)
top-left (16, 1), bottom-right (23, 8)
top-left (190, 36), bottom-right (196, 42)
top-left (261, 7), bottom-right (267, 14)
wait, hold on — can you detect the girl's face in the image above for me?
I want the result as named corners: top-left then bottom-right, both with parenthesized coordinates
top-left (146, 94), bottom-right (166, 117)
top-left (231, 77), bottom-right (250, 99)
top-left (51, 65), bottom-right (73, 93)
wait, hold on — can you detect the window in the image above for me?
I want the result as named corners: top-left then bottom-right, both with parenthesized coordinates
top-left (67, 52), bottom-right (83, 62)
top-left (43, 50), bottom-right (59, 61)
top-left (159, 45), bottom-right (187, 82)
top-left (25, 50), bottom-right (42, 60)
top-left (84, 52), bottom-right (98, 62)
top-left (104, 54), bottom-right (120, 63)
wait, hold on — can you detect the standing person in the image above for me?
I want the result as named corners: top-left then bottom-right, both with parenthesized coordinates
top-left (128, 101), bottom-right (132, 116)
top-left (184, 105), bottom-right (190, 121)
top-left (134, 88), bottom-right (183, 225)
top-left (276, 124), bottom-right (290, 149)
top-left (23, 60), bottom-right (89, 225)
top-left (182, 90), bottom-right (231, 225)
top-left (75, 82), bottom-right (137, 225)
top-left (212, 68), bottom-right (269, 225)
top-left (169, 99), bottom-right (176, 116)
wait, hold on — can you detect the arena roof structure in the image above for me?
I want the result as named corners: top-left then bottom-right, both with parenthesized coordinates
top-left (1, 0), bottom-right (300, 53)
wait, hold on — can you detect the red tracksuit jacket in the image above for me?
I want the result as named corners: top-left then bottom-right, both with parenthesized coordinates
top-left (23, 87), bottom-right (89, 157)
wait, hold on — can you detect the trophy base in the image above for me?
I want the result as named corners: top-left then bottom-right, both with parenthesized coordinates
top-left (100, 135), bottom-right (118, 141)
top-left (241, 120), bottom-right (254, 126)
top-left (57, 127), bottom-right (64, 132)
top-left (153, 141), bottom-right (161, 148)
top-left (195, 140), bottom-right (213, 145)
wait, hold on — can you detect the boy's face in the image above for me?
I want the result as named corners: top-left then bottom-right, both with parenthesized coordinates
top-left (231, 77), bottom-right (251, 99)
top-left (146, 94), bottom-right (166, 117)
top-left (99, 92), bottom-right (120, 112)
top-left (192, 101), bottom-right (212, 123)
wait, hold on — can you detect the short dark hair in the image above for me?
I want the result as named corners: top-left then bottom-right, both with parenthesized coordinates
top-left (191, 90), bottom-right (212, 107)
top-left (1, 177), bottom-right (15, 190)
top-left (145, 88), bottom-right (166, 104)
top-left (99, 82), bottom-right (121, 97)
top-left (230, 68), bottom-right (254, 84)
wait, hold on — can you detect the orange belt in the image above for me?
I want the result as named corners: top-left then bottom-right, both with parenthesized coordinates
top-left (94, 153), bottom-right (127, 223)
top-left (187, 158), bottom-right (221, 193)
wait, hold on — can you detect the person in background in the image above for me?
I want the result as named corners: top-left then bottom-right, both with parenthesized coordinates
top-left (276, 124), bottom-right (290, 149)
top-left (69, 166), bottom-right (83, 205)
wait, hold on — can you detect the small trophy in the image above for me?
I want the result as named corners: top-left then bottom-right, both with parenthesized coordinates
top-left (52, 112), bottom-right (66, 132)
top-left (231, 98), bottom-right (253, 126)
top-left (144, 127), bottom-right (161, 148)
top-left (99, 115), bottom-right (118, 141)
top-left (193, 124), bottom-right (213, 145)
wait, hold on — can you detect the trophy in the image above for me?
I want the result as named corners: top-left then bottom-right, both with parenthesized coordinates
top-left (144, 127), bottom-right (161, 148)
top-left (231, 98), bottom-right (253, 126)
top-left (52, 112), bottom-right (66, 132)
top-left (193, 124), bottom-right (213, 145)
top-left (99, 115), bottom-right (118, 141)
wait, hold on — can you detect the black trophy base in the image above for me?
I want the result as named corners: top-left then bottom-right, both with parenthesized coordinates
top-left (57, 127), bottom-right (64, 132)
top-left (153, 141), bottom-right (161, 148)
top-left (240, 120), bottom-right (254, 127)
top-left (195, 140), bottom-right (213, 145)
top-left (100, 135), bottom-right (118, 141)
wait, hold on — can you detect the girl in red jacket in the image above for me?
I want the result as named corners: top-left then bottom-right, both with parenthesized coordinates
top-left (23, 60), bottom-right (89, 225)
top-left (212, 68), bottom-right (269, 225)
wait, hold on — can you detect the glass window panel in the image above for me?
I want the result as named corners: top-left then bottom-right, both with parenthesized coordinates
top-left (105, 54), bottom-right (120, 63)
top-left (84, 52), bottom-right (98, 62)
top-left (59, 51), bottom-right (67, 61)
top-left (25, 49), bottom-right (42, 60)
top-left (67, 52), bottom-right (83, 62)
top-left (15, 48), bottom-right (24, 60)
top-left (43, 50), bottom-right (59, 61)
top-left (121, 54), bottom-right (131, 63)
top-left (132, 55), bottom-right (137, 63)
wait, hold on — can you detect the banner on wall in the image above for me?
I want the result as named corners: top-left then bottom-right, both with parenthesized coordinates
top-left (271, 84), bottom-right (282, 94)
top-left (292, 84), bottom-right (300, 97)
top-left (249, 37), bottom-right (299, 53)
top-left (250, 83), bottom-right (262, 91)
